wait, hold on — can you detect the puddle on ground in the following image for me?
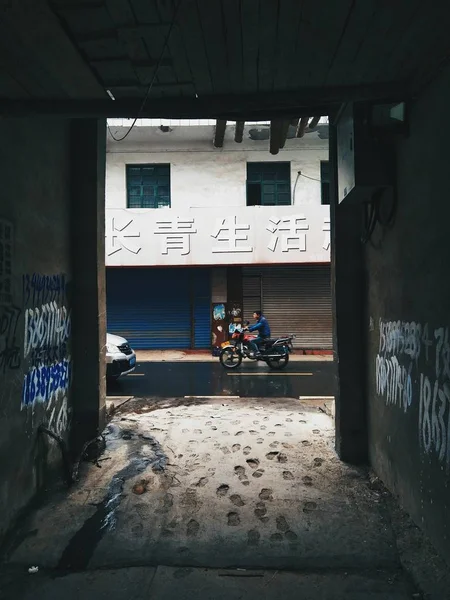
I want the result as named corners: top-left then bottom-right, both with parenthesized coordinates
top-left (57, 436), bottom-right (166, 571)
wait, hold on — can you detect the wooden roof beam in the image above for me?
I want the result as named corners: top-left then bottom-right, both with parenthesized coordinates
top-left (214, 119), bottom-right (227, 148)
top-left (75, 24), bottom-right (172, 43)
top-left (270, 119), bottom-right (283, 155)
top-left (0, 99), bottom-right (333, 120)
top-left (91, 58), bottom-right (173, 68)
top-left (0, 82), bottom-right (407, 118)
top-left (279, 119), bottom-right (291, 149)
top-left (235, 121), bottom-right (245, 143)
top-left (103, 80), bottom-right (188, 89)
top-left (296, 116), bottom-right (309, 138)
top-left (308, 116), bottom-right (321, 130)
top-left (54, 1), bottom-right (111, 10)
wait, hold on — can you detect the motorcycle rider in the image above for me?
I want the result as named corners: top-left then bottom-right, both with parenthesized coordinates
top-left (246, 311), bottom-right (271, 357)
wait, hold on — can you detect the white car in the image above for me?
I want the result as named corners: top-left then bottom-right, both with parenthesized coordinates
top-left (106, 333), bottom-right (137, 381)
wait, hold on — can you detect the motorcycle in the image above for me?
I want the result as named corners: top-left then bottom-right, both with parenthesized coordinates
top-left (219, 322), bottom-right (294, 370)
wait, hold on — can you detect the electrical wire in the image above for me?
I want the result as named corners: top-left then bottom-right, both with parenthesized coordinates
top-left (107, 0), bottom-right (183, 142)
top-left (299, 172), bottom-right (322, 183)
top-left (361, 196), bottom-right (378, 244)
top-left (292, 172), bottom-right (300, 203)
top-left (375, 182), bottom-right (397, 228)
top-left (293, 171), bottom-right (322, 203)
top-left (361, 187), bottom-right (396, 245)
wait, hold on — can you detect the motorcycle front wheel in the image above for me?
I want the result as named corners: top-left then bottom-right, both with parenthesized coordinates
top-left (265, 346), bottom-right (289, 370)
top-left (219, 346), bottom-right (243, 369)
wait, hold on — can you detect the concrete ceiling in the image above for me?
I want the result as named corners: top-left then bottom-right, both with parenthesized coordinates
top-left (1, 1), bottom-right (450, 119)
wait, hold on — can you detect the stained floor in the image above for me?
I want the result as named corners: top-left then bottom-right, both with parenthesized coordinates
top-left (9, 397), bottom-right (396, 574)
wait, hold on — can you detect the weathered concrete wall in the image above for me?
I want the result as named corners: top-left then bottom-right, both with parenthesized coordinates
top-left (106, 124), bottom-right (329, 210)
top-left (69, 120), bottom-right (106, 454)
top-left (330, 119), bottom-right (367, 464)
top-left (366, 65), bottom-right (450, 561)
top-left (0, 119), bottom-right (73, 538)
top-left (0, 118), bottom-right (106, 541)
top-left (105, 124), bottom-right (330, 269)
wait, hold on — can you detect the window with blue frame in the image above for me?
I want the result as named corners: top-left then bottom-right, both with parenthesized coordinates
top-left (126, 164), bottom-right (171, 208)
top-left (246, 162), bottom-right (291, 206)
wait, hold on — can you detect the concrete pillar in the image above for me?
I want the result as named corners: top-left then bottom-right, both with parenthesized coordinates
top-left (227, 266), bottom-right (243, 307)
top-left (329, 122), bottom-right (368, 464)
top-left (69, 119), bottom-right (106, 455)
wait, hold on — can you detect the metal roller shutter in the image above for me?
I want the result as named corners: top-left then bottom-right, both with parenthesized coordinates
top-left (107, 268), bottom-right (211, 349)
top-left (242, 272), bottom-right (261, 325)
top-left (242, 265), bottom-right (332, 349)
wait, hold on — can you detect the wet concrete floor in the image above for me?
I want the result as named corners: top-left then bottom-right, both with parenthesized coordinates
top-left (107, 359), bottom-right (336, 398)
top-left (2, 395), bottom-right (421, 599)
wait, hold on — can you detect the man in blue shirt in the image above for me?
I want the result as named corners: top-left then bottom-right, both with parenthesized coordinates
top-left (247, 311), bottom-right (271, 357)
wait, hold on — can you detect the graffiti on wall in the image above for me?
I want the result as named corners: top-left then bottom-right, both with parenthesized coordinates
top-left (0, 304), bottom-right (21, 373)
top-left (376, 319), bottom-right (450, 469)
top-left (23, 273), bottom-right (67, 306)
top-left (46, 384), bottom-right (70, 438)
top-left (0, 219), bottom-right (21, 373)
top-left (21, 273), bottom-right (72, 410)
top-left (0, 214), bottom-right (72, 435)
top-left (24, 301), bottom-right (71, 364)
top-left (0, 219), bottom-right (13, 306)
top-left (22, 358), bottom-right (72, 407)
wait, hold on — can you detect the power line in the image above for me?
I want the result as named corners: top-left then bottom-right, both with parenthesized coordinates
top-left (107, 0), bottom-right (183, 143)
top-left (300, 172), bottom-right (321, 183)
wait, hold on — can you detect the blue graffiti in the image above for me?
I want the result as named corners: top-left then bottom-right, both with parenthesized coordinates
top-left (23, 273), bottom-right (67, 306)
top-left (22, 358), bottom-right (72, 407)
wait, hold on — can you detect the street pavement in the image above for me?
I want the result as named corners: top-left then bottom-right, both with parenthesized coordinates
top-left (107, 358), bottom-right (336, 399)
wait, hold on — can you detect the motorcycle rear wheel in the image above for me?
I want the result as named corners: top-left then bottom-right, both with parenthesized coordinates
top-left (266, 347), bottom-right (289, 370)
top-left (220, 347), bottom-right (243, 369)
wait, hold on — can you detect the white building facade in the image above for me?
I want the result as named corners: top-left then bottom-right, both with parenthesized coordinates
top-left (105, 121), bottom-right (331, 351)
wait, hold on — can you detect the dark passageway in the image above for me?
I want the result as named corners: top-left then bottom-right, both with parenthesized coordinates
top-left (1, 1), bottom-right (450, 597)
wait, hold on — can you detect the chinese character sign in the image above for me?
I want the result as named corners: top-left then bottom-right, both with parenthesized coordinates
top-left (105, 207), bottom-right (330, 266)
top-left (266, 215), bottom-right (309, 252)
top-left (155, 218), bottom-right (197, 255)
top-left (107, 217), bottom-right (142, 257)
top-left (211, 216), bottom-right (253, 253)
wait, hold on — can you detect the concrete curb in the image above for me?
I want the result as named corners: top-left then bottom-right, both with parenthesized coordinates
top-left (135, 350), bottom-right (334, 363)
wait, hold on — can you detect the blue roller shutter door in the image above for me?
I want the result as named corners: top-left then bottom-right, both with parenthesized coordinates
top-left (107, 268), bottom-right (210, 349)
